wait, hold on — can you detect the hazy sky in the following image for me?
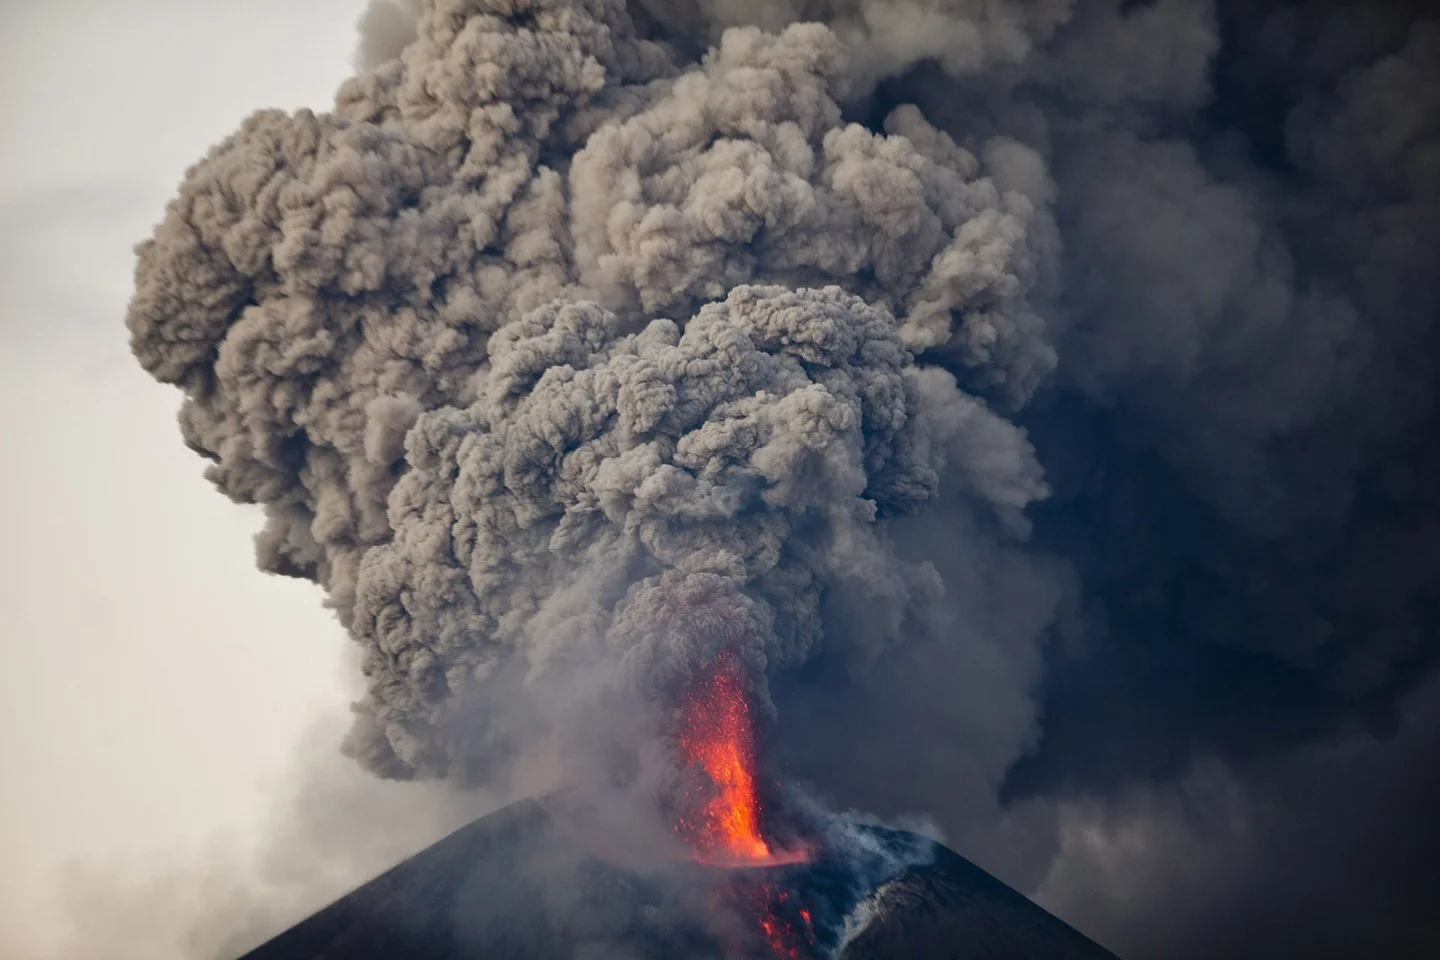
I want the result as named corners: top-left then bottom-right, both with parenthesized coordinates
top-left (0, 2), bottom-right (374, 954)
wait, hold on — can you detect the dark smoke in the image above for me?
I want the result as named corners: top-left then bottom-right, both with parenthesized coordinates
top-left (127, 1), bottom-right (1440, 957)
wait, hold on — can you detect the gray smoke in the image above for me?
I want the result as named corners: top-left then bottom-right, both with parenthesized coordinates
top-left (128, 2), bottom-right (1050, 782)
top-left (127, 1), bottom-right (1440, 957)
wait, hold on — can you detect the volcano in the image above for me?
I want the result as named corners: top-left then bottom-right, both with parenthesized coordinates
top-left (236, 798), bottom-right (1120, 960)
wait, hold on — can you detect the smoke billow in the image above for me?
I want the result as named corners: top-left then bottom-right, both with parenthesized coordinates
top-left (128, 3), bottom-right (1050, 782)
top-left (127, 1), bottom-right (1440, 957)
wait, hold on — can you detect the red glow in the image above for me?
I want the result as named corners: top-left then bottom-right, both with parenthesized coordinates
top-left (755, 889), bottom-right (815, 959)
top-left (673, 652), bottom-right (817, 957)
top-left (759, 912), bottom-right (801, 959)
top-left (675, 651), bottom-right (773, 864)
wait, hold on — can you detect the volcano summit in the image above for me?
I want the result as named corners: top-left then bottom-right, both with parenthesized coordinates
top-left (238, 797), bottom-right (1120, 960)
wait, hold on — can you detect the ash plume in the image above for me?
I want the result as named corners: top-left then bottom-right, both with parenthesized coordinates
top-left (128, 3), bottom-right (1049, 783)
top-left (127, 1), bottom-right (1440, 957)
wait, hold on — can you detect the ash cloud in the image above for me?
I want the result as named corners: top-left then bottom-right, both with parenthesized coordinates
top-left (127, 0), bottom-right (1440, 957)
top-left (128, 1), bottom-right (1050, 785)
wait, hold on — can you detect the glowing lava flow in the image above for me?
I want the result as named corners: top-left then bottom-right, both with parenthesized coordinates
top-left (675, 652), bottom-right (816, 957)
top-left (675, 650), bottom-right (774, 864)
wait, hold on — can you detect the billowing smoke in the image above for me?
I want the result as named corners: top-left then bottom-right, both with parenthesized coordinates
top-left (127, 5), bottom-right (1050, 782)
top-left (127, 1), bottom-right (1440, 957)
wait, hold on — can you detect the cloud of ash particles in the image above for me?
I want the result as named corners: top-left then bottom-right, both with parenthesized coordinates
top-left (126, 1), bottom-right (1440, 956)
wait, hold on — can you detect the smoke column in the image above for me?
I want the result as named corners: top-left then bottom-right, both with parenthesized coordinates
top-left (127, 1), bottom-right (1440, 956)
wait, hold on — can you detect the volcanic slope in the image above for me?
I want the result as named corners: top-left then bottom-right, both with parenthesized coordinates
top-left (237, 798), bottom-right (1120, 960)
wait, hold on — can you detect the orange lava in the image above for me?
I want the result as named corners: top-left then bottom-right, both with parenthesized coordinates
top-left (675, 651), bottom-right (773, 864)
top-left (675, 652), bottom-right (817, 957)
top-left (758, 888), bottom-right (816, 959)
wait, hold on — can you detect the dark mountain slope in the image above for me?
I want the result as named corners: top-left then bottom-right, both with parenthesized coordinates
top-left (239, 798), bottom-right (1119, 960)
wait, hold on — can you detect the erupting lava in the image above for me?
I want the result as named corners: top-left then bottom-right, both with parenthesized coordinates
top-left (674, 652), bottom-right (817, 957)
top-left (675, 650), bottom-right (774, 864)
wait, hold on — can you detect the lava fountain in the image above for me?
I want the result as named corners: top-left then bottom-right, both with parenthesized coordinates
top-left (675, 650), bottom-right (775, 864)
top-left (674, 651), bottom-right (815, 956)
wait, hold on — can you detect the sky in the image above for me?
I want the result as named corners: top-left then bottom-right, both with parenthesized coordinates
top-left (0, 2), bottom-right (387, 955)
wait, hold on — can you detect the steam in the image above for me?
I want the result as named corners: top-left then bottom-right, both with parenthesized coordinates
top-left (126, 1), bottom-right (1440, 956)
